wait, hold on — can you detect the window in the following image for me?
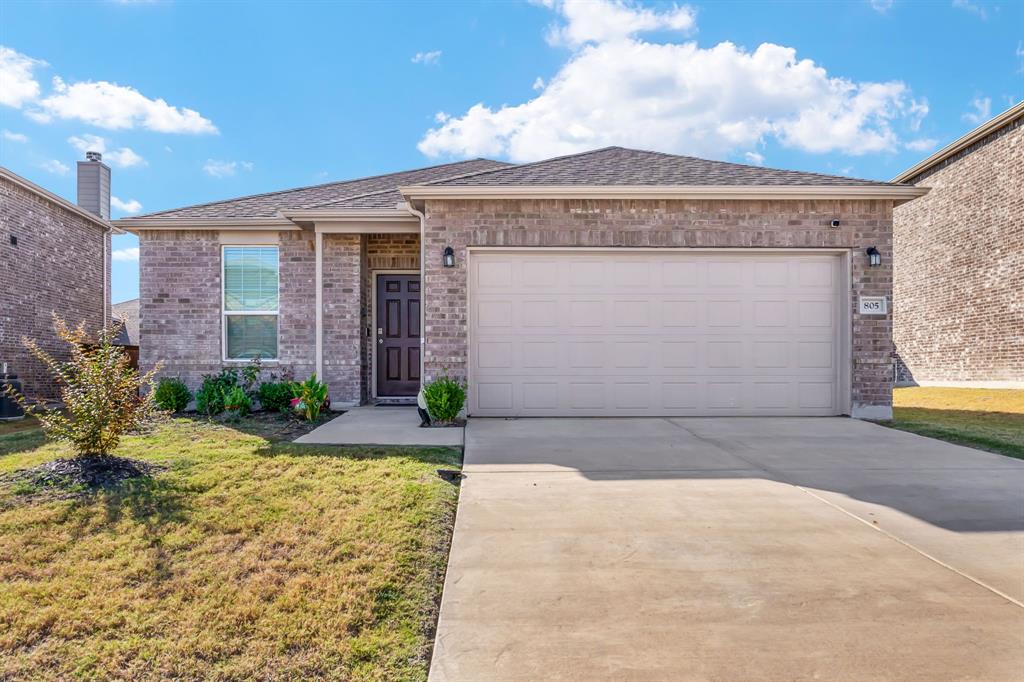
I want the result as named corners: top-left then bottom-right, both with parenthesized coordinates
top-left (223, 246), bottom-right (279, 360)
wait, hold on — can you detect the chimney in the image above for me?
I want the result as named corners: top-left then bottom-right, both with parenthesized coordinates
top-left (77, 151), bottom-right (111, 219)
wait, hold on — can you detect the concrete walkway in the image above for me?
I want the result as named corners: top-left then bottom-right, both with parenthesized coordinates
top-left (293, 406), bottom-right (463, 447)
top-left (429, 417), bottom-right (1024, 681)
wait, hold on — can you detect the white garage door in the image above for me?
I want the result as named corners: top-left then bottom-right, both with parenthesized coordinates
top-left (468, 250), bottom-right (845, 417)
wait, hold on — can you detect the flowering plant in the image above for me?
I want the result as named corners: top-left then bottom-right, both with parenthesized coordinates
top-left (290, 375), bottom-right (329, 421)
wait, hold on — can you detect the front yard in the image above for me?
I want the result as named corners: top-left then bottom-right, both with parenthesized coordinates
top-left (0, 416), bottom-right (461, 680)
top-left (888, 387), bottom-right (1024, 460)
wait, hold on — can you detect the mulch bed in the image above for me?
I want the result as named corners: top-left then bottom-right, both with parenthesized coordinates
top-left (1, 455), bottom-right (165, 496)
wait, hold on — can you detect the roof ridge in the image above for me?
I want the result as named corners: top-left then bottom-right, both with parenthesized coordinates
top-left (419, 146), bottom-right (622, 186)
top-left (302, 159), bottom-right (519, 209)
top-left (134, 158), bottom-right (507, 218)
top-left (421, 146), bottom-right (894, 187)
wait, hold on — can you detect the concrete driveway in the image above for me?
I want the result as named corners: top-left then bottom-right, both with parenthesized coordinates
top-left (429, 417), bottom-right (1024, 681)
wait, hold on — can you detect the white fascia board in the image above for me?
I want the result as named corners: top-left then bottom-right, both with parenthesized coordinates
top-left (892, 100), bottom-right (1024, 184)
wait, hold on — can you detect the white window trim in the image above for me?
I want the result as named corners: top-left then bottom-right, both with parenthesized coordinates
top-left (221, 244), bottom-right (281, 363)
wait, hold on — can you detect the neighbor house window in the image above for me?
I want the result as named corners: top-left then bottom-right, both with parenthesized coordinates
top-left (223, 246), bottom-right (279, 360)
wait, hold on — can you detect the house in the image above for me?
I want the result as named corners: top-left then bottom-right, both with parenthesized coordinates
top-left (112, 298), bottom-right (140, 370)
top-left (117, 147), bottom-right (926, 419)
top-left (892, 101), bottom-right (1024, 388)
top-left (0, 155), bottom-right (116, 401)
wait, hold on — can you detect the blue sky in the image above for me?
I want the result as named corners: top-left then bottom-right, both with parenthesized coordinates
top-left (1, 0), bottom-right (1021, 303)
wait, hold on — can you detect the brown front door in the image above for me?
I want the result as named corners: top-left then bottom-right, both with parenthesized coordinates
top-left (376, 274), bottom-right (421, 397)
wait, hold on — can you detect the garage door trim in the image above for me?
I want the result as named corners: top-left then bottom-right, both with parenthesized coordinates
top-left (466, 247), bottom-right (852, 417)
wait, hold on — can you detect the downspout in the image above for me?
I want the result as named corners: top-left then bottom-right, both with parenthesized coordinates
top-left (405, 201), bottom-right (427, 385)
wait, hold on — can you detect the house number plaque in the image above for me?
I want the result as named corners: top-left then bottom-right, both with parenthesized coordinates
top-left (858, 296), bottom-right (888, 315)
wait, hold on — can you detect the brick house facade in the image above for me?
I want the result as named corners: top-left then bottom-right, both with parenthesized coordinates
top-left (421, 198), bottom-right (896, 415)
top-left (121, 148), bottom-right (925, 419)
top-left (893, 102), bottom-right (1023, 387)
top-left (0, 167), bottom-right (113, 402)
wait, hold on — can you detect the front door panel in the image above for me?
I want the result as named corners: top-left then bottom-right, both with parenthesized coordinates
top-left (376, 274), bottom-right (421, 396)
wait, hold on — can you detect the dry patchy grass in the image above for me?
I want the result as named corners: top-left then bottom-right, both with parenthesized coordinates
top-left (887, 387), bottom-right (1024, 460)
top-left (0, 417), bottom-right (461, 680)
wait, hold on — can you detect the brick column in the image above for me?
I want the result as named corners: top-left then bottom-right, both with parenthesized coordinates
top-left (321, 234), bottom-right (362, 406)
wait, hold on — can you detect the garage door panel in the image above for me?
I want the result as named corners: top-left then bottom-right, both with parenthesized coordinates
top-left (469, 251), bottom-right (843, 417)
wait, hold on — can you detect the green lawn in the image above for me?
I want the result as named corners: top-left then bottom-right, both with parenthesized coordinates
top-left (886, 387), bottom-right (1024, 460)
top-left (0, 416), bottom-right (461, 680)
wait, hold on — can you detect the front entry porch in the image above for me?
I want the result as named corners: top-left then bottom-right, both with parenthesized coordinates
top-left (314, 229), bottom-right (423, 408)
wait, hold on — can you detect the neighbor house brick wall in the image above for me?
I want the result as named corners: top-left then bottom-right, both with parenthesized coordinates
top-left (359, 234), bottom-right (420, 401)
top-left (422, 198), bottom-right (895, 416)
top-left (0, 174), bottom-right (110, 401)
top-left (893, 117), bottom-right (1023, 385)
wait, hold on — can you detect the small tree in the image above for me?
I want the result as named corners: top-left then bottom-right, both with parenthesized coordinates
top-left (7, 316), bottom-right (163, 457)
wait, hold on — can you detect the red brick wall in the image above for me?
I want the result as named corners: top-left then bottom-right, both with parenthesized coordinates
top-left (893, 117), bottom-right (1023, 385)
top-left (0, 175), bottom-right (110, 401)
top-left (422, 198), bottom-right (895, 417)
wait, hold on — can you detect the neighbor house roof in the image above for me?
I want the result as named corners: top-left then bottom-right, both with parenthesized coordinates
top-left (0, 166), bottom-right (119, 232)
top-left (892, 100), bottom-right (1024, 184)
top-left (133, 158), bottom-right (511, 220)
top-left (112, 298), bottom-right (139, 347)
top-left (418, 147), bottom-right (896, 188)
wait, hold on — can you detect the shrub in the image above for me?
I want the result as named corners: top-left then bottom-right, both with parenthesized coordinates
top-left (257, 381), bottom-right (294, 413)
top-left (5, 316), bottom-right (162, 457)
top-left (153, 377), bottom-right (192, 412)
top-left (423, 374), bottom-right (466, 424)
top-left (291, 374), bottom-right (329, 422)
top-left (240, 357), bottom-right (262, 397)
top-left (223, 385), bottom-right (252, 417)
top-left (195, 369), bottom-right (239, 416)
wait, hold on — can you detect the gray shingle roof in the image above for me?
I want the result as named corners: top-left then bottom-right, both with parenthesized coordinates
top-left (134, 146), bottom-right (899, 221)
top-left (423, 147), bottom-right (896, 188)
top-left (136, 158), bottom-right (511, 219)
top-left (112, 298), bottom-right (139, 346)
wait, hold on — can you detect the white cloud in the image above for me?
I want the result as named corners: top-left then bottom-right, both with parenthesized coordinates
top-left (0, 46), bottom-right (44, 108)
top-left (28, 76), bottom-right (217, 134)
top-left (962, 96), bottom-right (991, 124)
top-left (952, 0), bottom-right (986, 19)
top-left (203, 159), bottom-right (253, 178)
top-left (111, 196), bottom-right (143, 214)
top-left (743, 151), bottom-right (765, 165)
top-left (112, 246), bottom-right (140, 261)
top-left (2, 129), bottom-right (28, 143)
top-left (532, 77), bottom-right (546, 91)
top-left (420, 4), bottom-right (927, 162)
top-left (904, 138), bottom-right (938, 152)
top-left (411, 50), bottom-right (442, 65)
top-left (869, 0), bottom-right (894, 12)
top-left (544, 0), bottom-right (696, 47)
top-left (40, 159), bottom-right (69, 175)
top-left (68, 133), bottom-right (147, 168)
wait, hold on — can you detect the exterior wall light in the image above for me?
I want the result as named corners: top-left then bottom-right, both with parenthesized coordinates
top-left (442, 246), bottom-right (455, 268)
top-left (866, 246), bottom-right (881, 267)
